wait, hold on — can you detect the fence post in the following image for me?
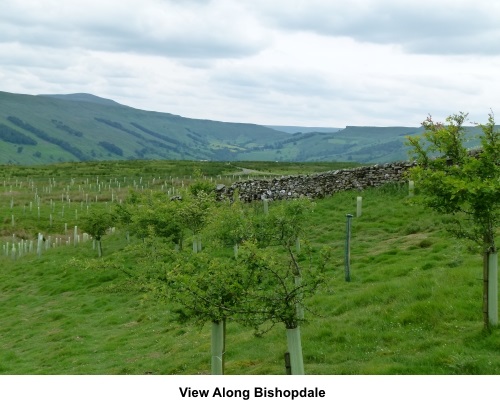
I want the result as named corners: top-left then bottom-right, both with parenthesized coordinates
top-left (345, 214), bottom-right (353, 282)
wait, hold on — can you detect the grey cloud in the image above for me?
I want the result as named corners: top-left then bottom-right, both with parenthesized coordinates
top-left (0, 0), bottom-right (269, 60)
top-left (211, 67), bottom-right (339, 99)
top-left (0, 43), bottom-right (72, 69)
top-left (255, 0), bottom-right (500, 55)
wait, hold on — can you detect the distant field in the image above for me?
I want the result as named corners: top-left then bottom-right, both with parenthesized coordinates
top-left (0, 159), bottom-right (360, 180)
top-left (1, 160), bottom-right (499, 374)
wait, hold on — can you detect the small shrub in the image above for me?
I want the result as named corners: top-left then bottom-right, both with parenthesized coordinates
top-left (403, 223), bottom-right (422, 235)
top-left (421, 262), bottom-right (434, 270)
top-left (418, 238), bottom-right (433, 248)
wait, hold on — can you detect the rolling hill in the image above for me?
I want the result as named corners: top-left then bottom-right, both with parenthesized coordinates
top-left (0, 91), bottom-right (483, 165)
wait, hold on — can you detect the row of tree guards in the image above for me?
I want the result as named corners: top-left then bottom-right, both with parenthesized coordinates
top-left (1, 225), bottom-right (111, 260)
top-left (1, 172), bottom-right (278, 216)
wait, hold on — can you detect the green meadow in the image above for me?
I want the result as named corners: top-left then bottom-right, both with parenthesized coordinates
top-left (0, 160), bottom-right (499, 374)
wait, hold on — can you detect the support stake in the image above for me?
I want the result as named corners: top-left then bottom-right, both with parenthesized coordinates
top-left (345, 214), bottom-right (353, 282)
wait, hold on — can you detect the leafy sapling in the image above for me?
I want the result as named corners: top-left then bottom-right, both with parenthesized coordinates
top-left (407, 112), bottom-right (499, 328)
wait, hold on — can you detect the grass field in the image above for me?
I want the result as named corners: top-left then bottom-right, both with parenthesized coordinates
top-left (0, 160), bottom-right (499, 374)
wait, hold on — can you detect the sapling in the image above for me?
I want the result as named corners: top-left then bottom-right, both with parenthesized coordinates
top-left (80, 209), bottom-right (116, 257)
top-left (236, 239), bottom-right (324, 375)
top-left (407, 112), bottom-right (499, 328)
top-left (202, 193), bottom-right (252, 259)
top-left (166, 250), bottom-right (253, 375)
top-left (235, 199), bottom-right (322, 375)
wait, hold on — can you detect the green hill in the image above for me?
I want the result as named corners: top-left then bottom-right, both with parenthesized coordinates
top-left (40, 93), bottom-right (123, 106)
top-left (0, 91), bottom-right (484, 165)
top-left (0, 91), bottom-right (290, 165)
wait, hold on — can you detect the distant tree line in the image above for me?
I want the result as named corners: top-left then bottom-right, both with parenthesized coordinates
top-left (95, 118), bottom-right (183, 155)
top-left (211, 147), bottom-right (236, 161)
top-left (7, 116), bottom-right (88, 161)
top-left (94, 117), bottom-right (146, 140)
top-left (51, 120), bottom-right (84, 137)
top-left (355, 139), bottom-right (404, 155)
top-left (185, 132), bottom-right (209, 146)
top-left (281, 132), bottom-right (322, 145)
top-left (0, 123), bottom-right (38, 145)
top-left (185, 128), bottom-right (207, 140)
top-left (130, 122), bottom-right (183, 147)
top-left (98, 141), bottom-right (123, 156)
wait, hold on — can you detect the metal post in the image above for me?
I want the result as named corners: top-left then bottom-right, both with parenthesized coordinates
top-left (345, 214), bottom-right (353, 282)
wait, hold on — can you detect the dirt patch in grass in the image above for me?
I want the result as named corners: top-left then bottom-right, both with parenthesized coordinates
top-left (365, 233), bottom-right (431, 256)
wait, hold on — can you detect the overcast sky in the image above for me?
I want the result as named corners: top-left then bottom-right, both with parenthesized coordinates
top-left (1, 0), bottom-right (500, 127)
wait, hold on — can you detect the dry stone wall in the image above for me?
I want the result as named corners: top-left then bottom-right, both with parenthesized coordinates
top-left (216, 161), bottom-right (417, 202)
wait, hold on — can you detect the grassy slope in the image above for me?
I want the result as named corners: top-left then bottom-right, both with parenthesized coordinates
top-left (1, 91), bottom-right (488, 165)
top-left (0, 91), bottom-right (290, 164)
top-left (0, 160), bottom-right (498, 375)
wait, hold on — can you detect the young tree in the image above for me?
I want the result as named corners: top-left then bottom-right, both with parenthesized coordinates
top-left (118, 190), bottom-right (183, 247)
top-left (202, 194), bottom-right (253, 258)
top-left (175, 190), bottom-right (214, 252)
top-left (406, 112), bottom-right (499, 328)
top-left (236, 239), bottom-right (325, 375)
top-left (124, 190), bottom-right (325, 374)
top-left (80, 208), bottom-right (116, 257)
top-left (166, 250), bottom-right (257, 375)
top-left (236, 198), bottom-right (325, 375)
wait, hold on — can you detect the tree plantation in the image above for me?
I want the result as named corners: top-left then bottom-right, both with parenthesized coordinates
top-left (0, 113), bottom-right (499, 374)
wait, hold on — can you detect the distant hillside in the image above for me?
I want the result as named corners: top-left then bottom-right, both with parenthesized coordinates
top-left (264, 125), bottom-right (342, 134)
top-left (0, 91), bottom-right (290, 165)
top-left (0, 91), bottom-right (483, 165)
top-left (40, 93), bottom-right (122, 106)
